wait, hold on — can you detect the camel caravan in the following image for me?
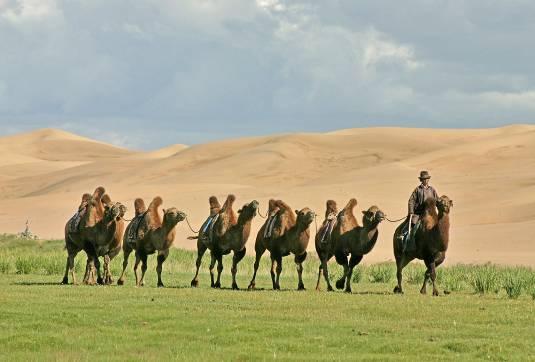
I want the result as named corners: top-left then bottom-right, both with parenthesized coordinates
top-left (62, 171), bottom-right (453, 295)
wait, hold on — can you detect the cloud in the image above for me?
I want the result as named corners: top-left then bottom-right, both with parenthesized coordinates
top-left (0, 0), bottom-right (534, 148)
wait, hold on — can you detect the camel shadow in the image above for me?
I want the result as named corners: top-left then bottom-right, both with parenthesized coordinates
top-left (12, 281), bottom-right (65, 286)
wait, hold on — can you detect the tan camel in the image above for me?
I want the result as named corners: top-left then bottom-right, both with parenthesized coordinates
top-left (393, 195), bottom-right (453, 296)
top-left (190, 196), bottom-right (222, 287)
top-left (117, 196), bottom-right (186, 287)
top-left (62, 187), bottom-right (107, 285)
top-left (314, 200), bottom-right (338, 291)
top-left (82, 194), bottom-right (126, 285)
top-left (248, 200), bottom-right (315, 290)
top-left (322, 199), bottom-right (385, 293)
top-left (206, 197), bottom-right (258, 289)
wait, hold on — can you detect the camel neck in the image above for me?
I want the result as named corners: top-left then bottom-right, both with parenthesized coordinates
top-left (437, 212), bottom-right (450, 249)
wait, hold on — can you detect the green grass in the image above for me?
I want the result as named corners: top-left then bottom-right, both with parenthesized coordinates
top-left (1, 235), bottom-right (535, 360)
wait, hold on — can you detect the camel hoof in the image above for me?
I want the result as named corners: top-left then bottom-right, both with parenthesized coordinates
top-left (393, 286), bottom-right (403, 294)
top-left (327, 285), bottom-right (334, 292)
top-left (214, 282), bottom-right (221, 289)
top-left (344, 288), bottom-right (352, 294)
top-left (247, 283), bottom-right (255, 290)
top-left (157, 283), bottom-right (164, 288)
top-left (191, 280), bottom-right (199, 288)
top-left (61, 278), bottom-right (68, 285)
top-left (420, 289), bottom-right (427, 295)
top-left (297, 283), bottom-right (306, 291)
top-left (433, 290), bottom-right (439, 297)
top-left (232, 283), bottom-right (239, 290)
top-left (117, 279), bottom-right (125, 286)
top-left (97, 277), bottom-right (104, 285)
top-left (335, 279), bottom-right (345, 290)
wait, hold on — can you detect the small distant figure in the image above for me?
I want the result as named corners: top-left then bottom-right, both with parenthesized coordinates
top-left (18, 219), bottom-right (38, 240)
top-left (401, 171), bottom-right (439, 251)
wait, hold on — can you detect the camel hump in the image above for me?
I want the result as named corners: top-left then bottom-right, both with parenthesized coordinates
top-left (134, 198), bottom-right (146, 216)
top-left (209, 196), bottom-right (221, 209)
top-left (274, 199), bottom-right (296, 225)
top-left (92, 186), bottom-right (106, 200)
top-left (101, 194), bottom-right (112, 205)
top-left (343, 198), bottom-right (358, 212)
top-left (81, 193), bottom-right (91, 203)
top-left (424, 197), bottom-right (437, 209)
top-left (148, 196), bottom-right (163, 228)
top-left (222, 194), bottom-right (236, 209)
top-left (325, 200), bottom-right (337, 217)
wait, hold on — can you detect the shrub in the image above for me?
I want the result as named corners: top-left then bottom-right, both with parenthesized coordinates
top-left (470, 265), bottom-right (501, 295)
top-left (368, 263), bottom-right (394, 283)
top-left (503, 274), bottom-right (523, 299)
top-left (15, 256), bottom-right (36, 274)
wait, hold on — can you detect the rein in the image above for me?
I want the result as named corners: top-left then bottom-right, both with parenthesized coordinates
top-left (185, 216), bottom-right (200, 234)
top-left (384, 215), bottom-right (407, 223)
top-left (257, 206), bottom-right (267, 219)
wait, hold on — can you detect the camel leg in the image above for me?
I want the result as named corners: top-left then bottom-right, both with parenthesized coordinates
top-left (94, 256), bottom-right (104, 285)
top-left (139, 253), bottom-right (148, 287)
top-left (117, 246), bottom-right (132, 286)
top-left (322, 258), bottom-right (334, 292)
top-left (214, 254), bottom-right (223, 289)
top-left (62, 251), bottom-right (77, 285)
top-left (275, 255), bottom-right (283, 290)
top-left (420, 259), bottom-right (432, 295)
top-left (345, 255), bottom-right (363, 293)
top-left (156, 249), bottom-right (169, 288)
top-left (209, 252), bottom-right (217, 288)
top-left (83, 258), bottom-right (90, 284)
top-left (103, 255), bottom-right (112, 285)
top-left (393, 255), bottom-right (412, 294)
top-left (335, 254), bottom-right (348, 290)
top-left (430, 253), bottom-right (445, 296)
top-left (315, 264), bottom-right (322, 291)
top-left (248, 247), bottom-right (265, 290)
top-left (231, 248), bottom-right (246, 290)
top-left (191, 242), bottom-right (207, 288)
top-left (295, 252), bottom-right (307, 291)
top-left (133, 253), bottom-right (141, 287)
top-left (270, 255), bottom-right (277, 290)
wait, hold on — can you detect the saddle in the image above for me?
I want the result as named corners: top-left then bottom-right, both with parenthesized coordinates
top-left (319, 213), bottom-right (337, 244)
top-left (126, 212), bottom-right (147, 246)
top-left (200, 214), bottom-right (219, 243)
top-left (67, 210), bottom-right (85, 233)
top-left (263, 212), bottom-right (279, 239)
top-left (401, 220), bottom-right (421, 253)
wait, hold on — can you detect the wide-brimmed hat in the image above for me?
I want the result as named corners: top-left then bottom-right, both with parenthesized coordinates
top-left (419, 170), bottom-right (431, 180)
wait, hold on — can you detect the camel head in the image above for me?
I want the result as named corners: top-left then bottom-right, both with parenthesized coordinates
top-left (361, 206), bottom-right (385, 228)
top-left (162, 207), bottom-right (186, 227)
top-left (237, 200), bottom-right (259, 223)
top-left (437, 195), bottom-right (453, 214)
top-left (295, 207), bottom-right (316, 228)
top-left (134, 198), bottom-right (146, 216)
top-left (104, 202), bottom-right (126, 222)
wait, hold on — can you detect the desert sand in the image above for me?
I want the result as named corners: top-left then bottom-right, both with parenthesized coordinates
top-left (1, 126), bottom-right (534, 266)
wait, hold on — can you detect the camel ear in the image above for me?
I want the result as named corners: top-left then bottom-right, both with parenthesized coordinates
top-left (449, 200), bottom-right (454, 207)
top-left (295, 209), bottom-right (299, 215)
top-left (361, 210), bottom-right (366, 215)
top-left (238, 208), bottom-right (242, 214)
top-left (162, 208), bottom-right (166, 214)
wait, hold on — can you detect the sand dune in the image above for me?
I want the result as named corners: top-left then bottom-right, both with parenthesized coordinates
top-left (1, 126), bottom-right (534, 266)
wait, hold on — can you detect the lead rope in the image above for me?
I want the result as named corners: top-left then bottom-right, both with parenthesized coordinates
top-left (257, 206), bottom-right (267, 219)
top-left (385, 216), bottom-right (407, 223)
top-left (185, 216), bottom-right (200, 234)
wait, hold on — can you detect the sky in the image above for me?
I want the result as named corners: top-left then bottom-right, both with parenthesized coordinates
top-left (1, 0), bottom-right (535, 149)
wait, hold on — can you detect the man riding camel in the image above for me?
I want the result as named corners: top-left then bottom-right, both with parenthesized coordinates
top-left (402, 170), bottom-right (439, 251)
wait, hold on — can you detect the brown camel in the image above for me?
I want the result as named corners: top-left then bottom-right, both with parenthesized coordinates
top-left (393, 195), bottom-right (453, 296)
top-left (117, 196), bottom-right (186, 287)
top-left (209, 198), bottom-right (258, 289)
top-left (314, 200), bottom-right (338, 291)
top-left (248, 200), bottom-right (315, 291)
top-left (319, 198), bottom-right (385, 293)
top-left (62, 186), bottom-right (108, 285)
top-left (190, 196), bottom-right (222, 287)
top-left (84, 194), bottom-right (127, 285)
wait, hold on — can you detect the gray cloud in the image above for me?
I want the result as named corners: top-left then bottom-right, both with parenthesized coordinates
top-left (1, 0), bottom-right (534, 149)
